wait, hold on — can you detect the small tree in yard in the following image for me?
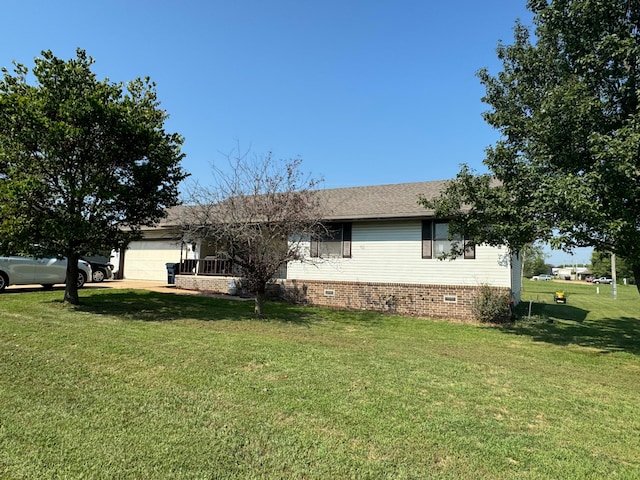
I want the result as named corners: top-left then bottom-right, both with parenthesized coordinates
top-left (0, 49), bottom-right (187, 304)
top-left (182, 149), bottom-right (324, 317)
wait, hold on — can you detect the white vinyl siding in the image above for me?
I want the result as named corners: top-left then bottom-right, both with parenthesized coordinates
top-left (287, 220), bottom-right (513, 288)
top-left (124, 239), bottom-right (182, 281)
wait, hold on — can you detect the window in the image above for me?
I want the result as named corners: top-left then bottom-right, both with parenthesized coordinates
top-left (422, 220), bottom-right (475, 259)
top-left (311, 222), bottom-right (352, 258)
top-left (434, 221), bottom-right (453, 257)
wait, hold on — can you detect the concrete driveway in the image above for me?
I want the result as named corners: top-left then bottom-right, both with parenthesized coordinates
top-left (5, 278), bottom-right (252, 300)
top-left (90, 279), bottom-right (252, 300)
top-left (87, 279), bottom-right (178, 293)
top-left (5, 279), bottom-right (187, 295)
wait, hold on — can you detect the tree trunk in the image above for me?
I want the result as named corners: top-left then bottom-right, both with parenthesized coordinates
top-left (64, 251), bottom-right (80, 305)
top-left (254, 288), bottom-right (267, 318)
top-left (116, 242), bottom-right (127, 280)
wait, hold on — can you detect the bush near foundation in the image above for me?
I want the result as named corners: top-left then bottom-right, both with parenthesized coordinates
top-left (472, 285), bottom-right (511, 324)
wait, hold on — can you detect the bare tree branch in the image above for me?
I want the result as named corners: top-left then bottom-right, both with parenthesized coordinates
top-left (181, 148), bottom-right (325, 317)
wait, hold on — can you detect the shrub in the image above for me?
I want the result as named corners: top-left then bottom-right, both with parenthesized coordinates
top-left (472, 285), bottom-right (512, 324)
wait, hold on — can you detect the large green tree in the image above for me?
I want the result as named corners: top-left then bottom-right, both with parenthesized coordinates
top-left (0, 49), bottom-right (187, 304)
top-left (422, 0), bottom-right (640, 295)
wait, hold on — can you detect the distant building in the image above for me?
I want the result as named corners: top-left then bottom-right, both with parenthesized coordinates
top-left (554, 267), bottom-right (590, 281)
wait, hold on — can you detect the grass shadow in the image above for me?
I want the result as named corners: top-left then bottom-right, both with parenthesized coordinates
top-left (69, 289), bottom-right (397, 329)
top-left (505, 311), bottom-right (640, 356)
top-left (71, 289), bottom-right (321, 325)
top-left (516, 300), bottom-right (589, 323)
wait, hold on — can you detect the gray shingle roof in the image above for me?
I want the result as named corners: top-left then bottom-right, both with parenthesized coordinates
top-left (154, 179), bottom-right (448, 229)
top-left (317, 180), bottom-right (448, 221)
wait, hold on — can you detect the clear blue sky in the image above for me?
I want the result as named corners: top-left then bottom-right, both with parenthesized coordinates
top-left (1, 0), bottom-right (589, 265)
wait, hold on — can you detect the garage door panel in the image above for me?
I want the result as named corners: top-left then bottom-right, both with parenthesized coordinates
top-left (125, 240), bottom-right (182, 281)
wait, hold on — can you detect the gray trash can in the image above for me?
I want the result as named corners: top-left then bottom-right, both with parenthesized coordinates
top-left (165, 263), bottom-right (178, 285)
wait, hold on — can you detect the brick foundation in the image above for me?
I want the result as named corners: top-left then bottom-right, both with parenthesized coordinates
top-left (175, 275), bottom-right (511, 321)
top-left (175, 274), bottom-right (236, 294)
top-left (280, 279), bottom-right (511, 321)
top-left (175, 275), bottom-right (280, 298)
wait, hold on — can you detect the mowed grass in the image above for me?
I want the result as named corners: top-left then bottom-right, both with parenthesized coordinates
top-left (1, 285), bottom-right (639, 479)
top-left (517, 279), bottom-right (640, 354)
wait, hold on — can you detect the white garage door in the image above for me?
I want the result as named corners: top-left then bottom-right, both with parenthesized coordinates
top-left (124, 240), bottom-right (183, 281)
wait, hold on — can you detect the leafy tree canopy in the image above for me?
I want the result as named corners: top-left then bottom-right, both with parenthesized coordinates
top-left (422, 0), bottom-right (640, 295)
top-left (0, 49), bottom-right (187, 303)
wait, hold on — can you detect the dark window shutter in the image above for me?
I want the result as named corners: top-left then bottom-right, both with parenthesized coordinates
top-left (422, 220), bottom-right (433, 259)
top-left (342, 223), bottom-right (352, 258)
top-left (464, 238), bottom-right (476, 259)
top-left (310, 236), bottom-right (319, 258)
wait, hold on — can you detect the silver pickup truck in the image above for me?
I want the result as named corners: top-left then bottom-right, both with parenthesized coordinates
top-left (593, 276), bottom-right (613, 284)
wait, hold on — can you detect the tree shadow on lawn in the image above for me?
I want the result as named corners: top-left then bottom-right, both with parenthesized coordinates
top-left (72, 289), bottom-right (382, 326)
top-left (76, 290), bottom-right (305, 323)
top-left (519, 300), bottom-right (589, 323)
top-left (506, 301), bottom-right (640, 355)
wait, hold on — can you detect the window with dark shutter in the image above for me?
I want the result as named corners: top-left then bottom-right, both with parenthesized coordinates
top-left (422, 220), bottom-right (475, 260)
top-left (312, 223), bottom-right (352, 258)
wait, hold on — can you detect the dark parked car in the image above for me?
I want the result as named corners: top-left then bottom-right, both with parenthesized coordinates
top-left (86, 261), bottom-right (114, 282)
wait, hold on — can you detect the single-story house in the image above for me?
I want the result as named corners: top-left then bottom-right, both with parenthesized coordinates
top-left (116, 180), bottom-right (521, 320)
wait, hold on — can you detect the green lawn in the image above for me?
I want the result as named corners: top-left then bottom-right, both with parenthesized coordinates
top-left (1, 285), bottom-right (639, 479)
top-left (517, 279), bottom-right (640, 354)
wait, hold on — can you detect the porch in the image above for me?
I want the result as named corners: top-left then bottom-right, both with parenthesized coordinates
top-left (173, 256), bottom-right (285, 298)
top-left (178, 257), bottom-right (236, 276)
